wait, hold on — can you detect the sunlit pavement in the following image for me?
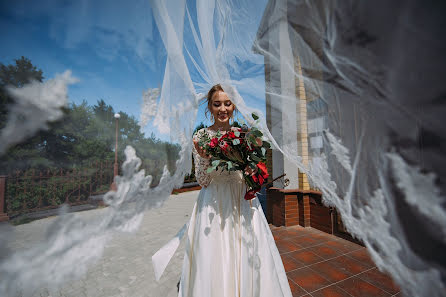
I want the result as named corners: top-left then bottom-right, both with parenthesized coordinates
top-left (272, 225), bottom-right (402, 297)
top-left (7, 190), bottom-right (400, 297)
top-left (7, 190), bottom-right (199, 297)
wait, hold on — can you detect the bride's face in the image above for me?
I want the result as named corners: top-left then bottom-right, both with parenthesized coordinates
top-left (210, 91), bottom-right (235, 125)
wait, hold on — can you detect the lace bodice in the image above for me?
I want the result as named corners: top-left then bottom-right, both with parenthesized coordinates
top-left (192, 128), bottom-right (243, 188)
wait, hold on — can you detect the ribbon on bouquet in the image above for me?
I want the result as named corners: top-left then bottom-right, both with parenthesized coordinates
top-left (261, 173), bottom-right (286, 189)
top-left (152, 222), bottom-right (189, 281)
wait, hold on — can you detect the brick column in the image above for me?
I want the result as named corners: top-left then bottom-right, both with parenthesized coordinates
top-left (284, 194), bottom-right (298, 226)
top-left (0, 176), bottom-right (9, 222)
top-left (295, 56), bottom-right (311, 192)
top-left (301, 194), bottom-right (311, 227)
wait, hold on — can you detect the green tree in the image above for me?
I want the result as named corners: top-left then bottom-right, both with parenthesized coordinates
top-left (0, 57), bottom-right (183, 187)
top-left (0, 57), bottom-right (44, 129)
top-left (0, 56), bottom-right (43, 88)
top-left (0, 57), bottom-right (46, 172)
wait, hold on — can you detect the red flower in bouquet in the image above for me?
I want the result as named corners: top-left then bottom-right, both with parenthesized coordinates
top-left (209, 137), bottom-right (219, 148)
top-left (227, 131), bottom-right (236, 139)
top-left (257, 162), bottom-right (268, 179)
top-left (197, 113), bottom-right (272, 201)
top-left (252, 174), bottom-right (265, 186)
top-left (243, 162), bottom-right (269, 200)
top-left (258, 174), bottom-right (265, 185)
top-left (244, 188), bottom-right (260, 200)
top-left (252, 174), bottom-right (258, 183)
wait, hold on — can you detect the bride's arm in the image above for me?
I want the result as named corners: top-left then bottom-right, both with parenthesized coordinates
top-left (192, 129), bottom-right (212, 188)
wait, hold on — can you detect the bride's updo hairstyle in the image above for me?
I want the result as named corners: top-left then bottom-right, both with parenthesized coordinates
top-left (205, 84), bottom-right (237, 121)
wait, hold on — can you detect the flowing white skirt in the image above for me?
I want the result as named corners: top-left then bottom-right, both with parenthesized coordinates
top-left (178, 171), bottom-right (292, 297)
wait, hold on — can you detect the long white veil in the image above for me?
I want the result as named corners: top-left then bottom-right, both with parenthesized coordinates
top-left (150, 2), bottom-right (446, 295)
top-left (0, 0), bottom-right (445, 296)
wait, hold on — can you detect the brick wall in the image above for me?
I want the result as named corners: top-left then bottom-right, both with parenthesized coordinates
top-left (309, 197), bottom-right (333, 234)
top-left (267, 187), bottom-right (333, 234)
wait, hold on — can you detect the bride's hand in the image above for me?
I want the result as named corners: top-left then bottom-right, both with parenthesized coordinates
top-left (193, 139), bottom-right (211, 159)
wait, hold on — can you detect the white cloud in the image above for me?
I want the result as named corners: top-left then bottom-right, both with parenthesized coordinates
top-left (0, 70), bottom-right (78, 154)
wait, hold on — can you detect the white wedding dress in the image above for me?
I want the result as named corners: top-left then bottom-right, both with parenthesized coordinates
top-left (178, 128), bottom-right (292, 297)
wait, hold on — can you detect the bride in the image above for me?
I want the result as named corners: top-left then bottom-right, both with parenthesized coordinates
top-left (178, 84), bottom-right (292, 297)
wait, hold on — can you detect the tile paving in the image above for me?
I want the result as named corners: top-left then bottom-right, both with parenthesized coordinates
top-left (271, 225), bottom-right (402, 297)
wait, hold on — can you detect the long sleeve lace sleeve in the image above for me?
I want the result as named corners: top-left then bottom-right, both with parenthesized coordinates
top-left (192, 129), bottom-right (212, 188)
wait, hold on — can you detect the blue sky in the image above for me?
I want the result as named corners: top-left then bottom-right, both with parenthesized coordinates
top-left (0, 0), bottom-right (267, 141)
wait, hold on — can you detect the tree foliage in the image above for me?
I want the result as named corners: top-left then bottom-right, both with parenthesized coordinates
top-left (0, 56), bottom-right (44, 130)
top-left (0, 57), bottom-right (181, 186)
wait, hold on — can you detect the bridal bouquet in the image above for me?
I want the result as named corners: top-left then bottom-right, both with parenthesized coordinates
top-left (198, 113), bottom-right (271, 200)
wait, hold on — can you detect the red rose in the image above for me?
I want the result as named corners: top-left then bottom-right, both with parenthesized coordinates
top-left (252, 174), bottom-right (258, 183)
top-left (256, 162), bottom-right (268, 178)
top-left (244, 189), bottom-right (259, 200)
top-left (228, 131), bottom-right (236, 139)
top-left (258, 174), bottom-right (264, 185)
top-left (210, 138), bottom-right (219, 148)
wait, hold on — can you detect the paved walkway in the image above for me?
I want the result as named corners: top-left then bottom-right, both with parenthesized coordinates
top-left (7, 190), bottom-right (199, 297)
top-left (6, 190), bottom-right (401, 297)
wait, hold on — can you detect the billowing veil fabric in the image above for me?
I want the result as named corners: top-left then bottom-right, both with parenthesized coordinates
top-left (148, 0), bottom-right (446, 296)
top-left (176, 128), bottom-right (291, 297)
top-left (1, 1), bottom-right (445, 297)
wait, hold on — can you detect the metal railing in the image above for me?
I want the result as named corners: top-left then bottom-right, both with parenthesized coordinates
top-left (2, 161), bottom-right (115, 217)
